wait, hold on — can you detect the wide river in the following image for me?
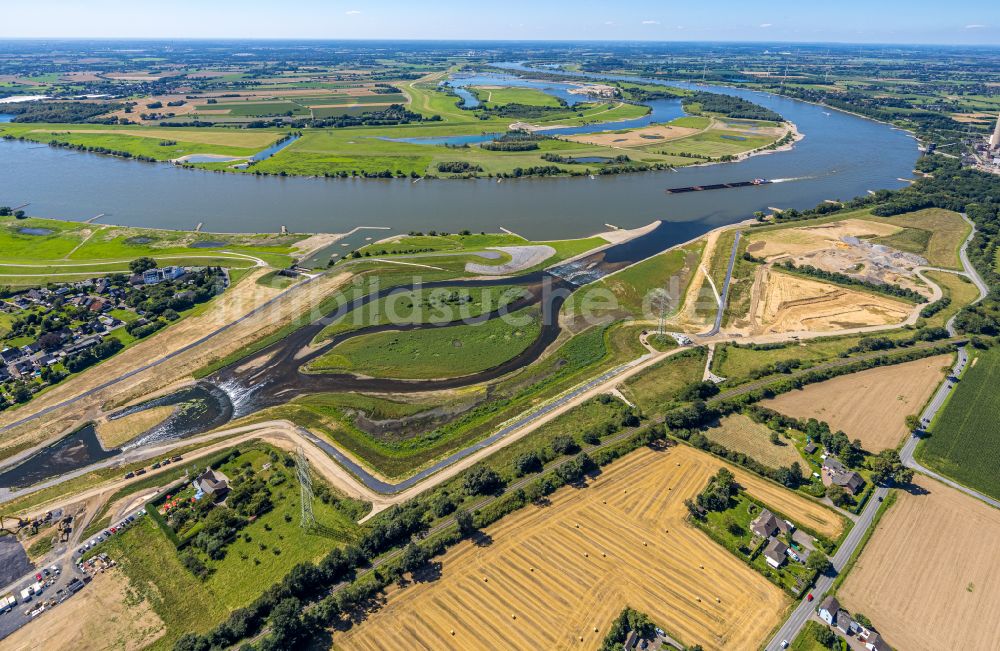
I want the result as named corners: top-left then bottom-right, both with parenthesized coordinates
top-left (0, 69), bottom-right (917, 242)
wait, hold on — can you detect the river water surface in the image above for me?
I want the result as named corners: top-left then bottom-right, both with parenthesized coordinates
top-left (0, 72), bottom-right (917, 240)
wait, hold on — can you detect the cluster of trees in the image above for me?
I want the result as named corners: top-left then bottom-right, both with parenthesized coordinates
top-left (6, 101), bottom-right (123, 123)
top-left (541, 153), bottom-right (631, 164)
top-left (436, 161), bottom-right (482, 173)
top-left (0, 206), bottom-right (26, 218)
top-left (682, 91), bottom-right (784, 121)
top-left (310, 104), bottom-right (431, 128)
top-left (600, 608), bottom-right (659, 651)
top-left (686, 467), bottom-right (739, 515)
top-left (777, 260), bottom-right (927, 303)
top-left (64, 337), bottom-right (123, 373)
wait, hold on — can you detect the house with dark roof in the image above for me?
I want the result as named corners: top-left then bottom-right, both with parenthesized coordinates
top-left (863, 632), bottom-right (891, 651)
top-left (831, 470), bottom-right (865, 494)
top-left (804, 442), bottom-right (818, 455)
top-left (749, 508), bottom-right (793, 539)
top-left (818, 595), bottom-right (840, 625)
top-left (194, 468), bottom-right (230, 500)
top-left (822, 456), bottom-right (865, 495)
top-left (763, 538), bottom-right (789, 568)
top-left (836, 609), bottom-right (856, 635)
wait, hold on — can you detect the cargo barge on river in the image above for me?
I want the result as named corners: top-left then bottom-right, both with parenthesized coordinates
top-left (666, 178), bottom-right (770, 194)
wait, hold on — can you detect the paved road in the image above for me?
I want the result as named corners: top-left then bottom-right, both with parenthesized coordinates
top-left (766, 213), bottom-right (992, 649)
top-left (703, 231), bottom-right (742, 337)
top-left (899, 213), bottom-right (1000, 509)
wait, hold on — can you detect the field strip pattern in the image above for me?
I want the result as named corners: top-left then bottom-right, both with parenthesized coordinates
top-left (335, 446), bottom-right (798, 651)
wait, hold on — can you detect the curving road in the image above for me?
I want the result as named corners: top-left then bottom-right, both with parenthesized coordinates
top-left (765, 213), bottom-right (992, 650)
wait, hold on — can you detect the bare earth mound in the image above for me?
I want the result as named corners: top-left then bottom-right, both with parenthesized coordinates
top-left (747, 267), bottom-right (911, 335)
top-left (761, 354), bottom-right (952, 452)
top-left (744, 218), bottom-right (901, 260)
top-left (839, 475), bottom-right (1000, 651)
top-left (1, 568), bottom-right (165, 651)
top-left (465, 245), bottom-right (555, 275)
top-left (565, 124), bottom-right (699, 148)
top-left (334, 445), bottom-right (842, 651)
top-left (704, 414), bottom-right (809, 473)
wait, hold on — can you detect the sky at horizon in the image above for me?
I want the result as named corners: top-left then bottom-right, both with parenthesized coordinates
top-left (2, 1), bottom-right (999, 45)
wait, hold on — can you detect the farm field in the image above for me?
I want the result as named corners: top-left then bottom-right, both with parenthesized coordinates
top-left (918, 346), bottom-right (1000, 499)
top-left (333, 445), bottom-right (826, 651)
top-left (744, 267), bottom-right (912, 335)
top-left (702, 414), bottom-right (809, 473)
top-left (839, 475), bottom-right (1000, 651)
top-left (306, 307), bottom-right (543, 379)
top-left (762, 354), bottom-right (953, 452)
top-left (0, 122), bottom-right (283, 160)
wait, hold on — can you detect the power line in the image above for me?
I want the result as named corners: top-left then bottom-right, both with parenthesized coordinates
top-left (295, 447), bottom-right (315, 531)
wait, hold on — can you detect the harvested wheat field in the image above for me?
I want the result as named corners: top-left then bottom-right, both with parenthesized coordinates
top-left (761, 354), bottom-right (952, 451)
top-left (746, 267), bottom-right (911, 334)
top-left (334, 445), bottom-right (843, 651)
top-left (0, 568), bottom-right (165, 651)
top-left (744, 218), bottom-right (901, 260)
top-left (95, 406), bottom-right (175, 448)
top-left (839, 475), bottom-right (1000, 651)
top-left (703, 414), bottom-right (808, 474)
top-left (565, 124), bottom-right (699, 148)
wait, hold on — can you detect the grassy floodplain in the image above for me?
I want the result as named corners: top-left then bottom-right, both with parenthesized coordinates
top-left (0, 215), bottom-right (302, 285)
top-left (307, 306), bottom-right (543, 379)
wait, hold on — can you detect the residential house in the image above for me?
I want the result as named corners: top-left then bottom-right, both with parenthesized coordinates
top-left (864, 632), bottom-right (892, 651)
top-left (194, 468), bottom-right (230, 500)
top-left (0, 348), bottom-right (23, 365)
top-left (142, 266), bottom-right (186, 285)
top-left (822, 456), bottom-right (865, 495)
top-left (763, 538), bottom-right (789, 568)
top-left (750, 508), bottom-right (793, 539)
top-left (818, 595), bottom-right (840, 625)
top-left (804, 442), bottom-right (818, 455)
top-left (836, 609), bottom-right (856, 635)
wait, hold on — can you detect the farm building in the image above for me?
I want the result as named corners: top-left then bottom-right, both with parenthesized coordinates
top-left (822, 457), bottom-right (865, 494)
